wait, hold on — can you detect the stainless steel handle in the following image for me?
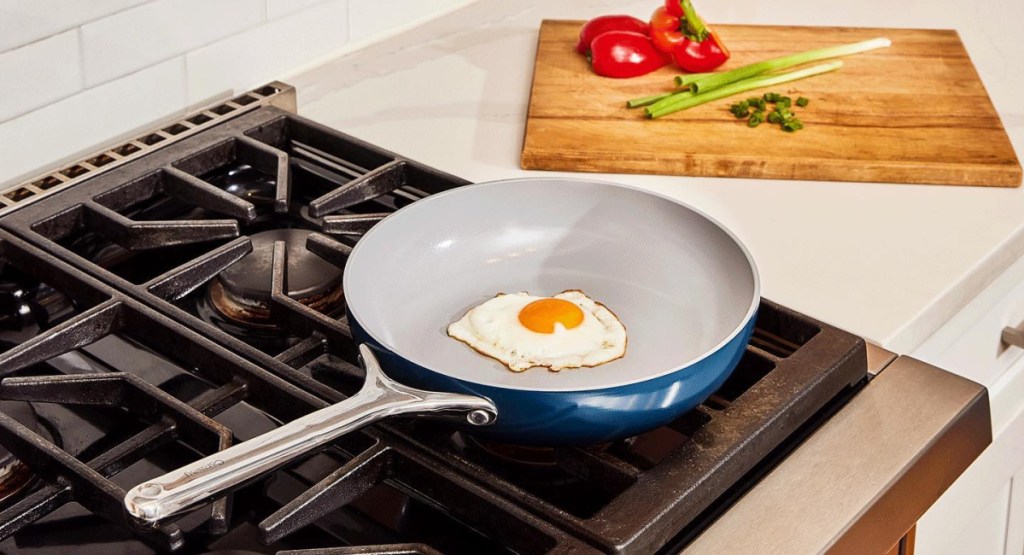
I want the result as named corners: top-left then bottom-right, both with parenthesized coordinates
top-left (1002, 322), bottom-right (1024, 349)
top-left (123, 344), bottom-right (497, 524)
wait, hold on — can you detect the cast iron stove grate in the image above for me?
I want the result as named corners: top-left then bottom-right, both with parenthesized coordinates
top-left (0, 102), bottom-right (867, 554)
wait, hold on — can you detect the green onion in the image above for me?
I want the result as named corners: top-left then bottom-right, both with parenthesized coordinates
top-left (781, 118), bottom-right (804, 132)
top-left (796, 96), bottom-right (809, 107)
top-left (646, 90), bottom-right (699, 115)
top-left (688, 37), bottom-right (890, 94)
top-left (626, 92), bottom-right (678, 108)
top-left (645, 61), bottom-right (842, 119)
top-left (673, 72), bottom-right (714, 87)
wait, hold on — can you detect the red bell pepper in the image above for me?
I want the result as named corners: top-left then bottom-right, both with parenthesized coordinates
top-left (662, 0), bottom-right (685, 17)
top-left (589, 31), bottom-right (671, 78)
top-left (649, 0), bottom-right (730, 73)
top-left (576, 15), bottom-right (649, 55)
top-left (649, 8), bottom-right (688, 54)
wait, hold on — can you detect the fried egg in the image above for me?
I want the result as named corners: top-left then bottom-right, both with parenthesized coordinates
top-left (447, 290), bottom-right (627, 372)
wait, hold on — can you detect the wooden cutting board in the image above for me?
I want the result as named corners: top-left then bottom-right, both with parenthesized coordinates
top-left (521, 20), bottom-right (1022, 187)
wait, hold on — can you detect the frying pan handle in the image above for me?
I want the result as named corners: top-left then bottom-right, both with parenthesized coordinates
top-left (123, 344), bottom-right (497, 525)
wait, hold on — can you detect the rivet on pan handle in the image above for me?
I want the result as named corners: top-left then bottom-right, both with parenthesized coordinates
top-left (123, 344), bottom-right (497, 525)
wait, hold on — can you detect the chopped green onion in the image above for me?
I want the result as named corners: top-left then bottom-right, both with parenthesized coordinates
top-left (645, 61), bottom-right (842, 119)
top-left (796, 96), bottom-right (809, 107)
top-left (730, 103), bottom-right (750, 118)
top-left (782, 118), bottom-right (804, 132)
top-left (688, 37), bottom-right (890, 94)
top-left (767, 111), bottom-right (783, 124)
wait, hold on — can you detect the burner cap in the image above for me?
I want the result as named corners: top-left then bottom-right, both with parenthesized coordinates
top-left (210, 229), bottom-right (344, 325)
top-left (202, 164), bottom-right (277, 206)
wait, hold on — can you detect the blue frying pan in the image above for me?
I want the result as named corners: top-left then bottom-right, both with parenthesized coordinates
top-left (124, 178), bottom-right (759, 524)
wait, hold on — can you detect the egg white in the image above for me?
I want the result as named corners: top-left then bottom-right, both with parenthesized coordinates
top-left (446, 290), bottom-right (627, 372)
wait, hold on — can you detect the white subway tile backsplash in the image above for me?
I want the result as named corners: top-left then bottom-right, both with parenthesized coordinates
top-left (0, 58), bottom-right (186, 186)
top-left (347, 0), bottom-right (469, 41)
top-left (81, 0), bottom-right (263, 87)
top-left (0, 30), bottom-right (82, 123)
top-left (0, 0), bottom-right (152, 53)
top-left (186, 0), bottom-right (348, 104)
top-left (1, 0), bottom-right (475, 187)
top-left (267, 0), bottom-right (330, 20)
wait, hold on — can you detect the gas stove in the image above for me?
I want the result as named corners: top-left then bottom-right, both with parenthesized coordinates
top-left (0, 83), bottom-right (871, 554)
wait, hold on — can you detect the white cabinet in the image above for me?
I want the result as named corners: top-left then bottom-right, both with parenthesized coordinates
top-left (915, 403), bottom-right (1021, 554)
top-left (914, 253), bottom-right (1024, 396)
top-left (1007, 464), bottom-right (1024, 555)
top-left (929, 482), bottom-right (1010, 555)
top-left (913, 253), bottom-right (1024, 554)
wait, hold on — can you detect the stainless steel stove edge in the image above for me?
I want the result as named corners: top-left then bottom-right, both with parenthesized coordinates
top-left (688, 355), bottom-right (991, 554)
top-left (865, 342), bottom-right (898, 377)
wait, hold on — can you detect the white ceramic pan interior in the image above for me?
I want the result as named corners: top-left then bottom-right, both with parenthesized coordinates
top-left (344, 178), bottom-right (760, 392)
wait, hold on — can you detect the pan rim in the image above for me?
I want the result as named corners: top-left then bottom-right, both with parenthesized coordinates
top-left (342, 177), bottom-right (761, 393)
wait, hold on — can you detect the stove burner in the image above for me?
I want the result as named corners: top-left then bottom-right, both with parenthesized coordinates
top-left (202, 163), bottom-right (277, 206)
top-left (210, 229), bottom-right (344, 325)
top-left (0, 463), bottom-right (33, 505)
top-left (462, 435), bottom-right (561, 469)
top-left (455, 433), bottom-right (610, 492)
top-left (0, 267), bottom-right (75, 349)
top-left (0, 401), bottom-right (41, 507)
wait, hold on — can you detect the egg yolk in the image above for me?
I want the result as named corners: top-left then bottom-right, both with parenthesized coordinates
top-left (518, 298), bottom-right (585, 334)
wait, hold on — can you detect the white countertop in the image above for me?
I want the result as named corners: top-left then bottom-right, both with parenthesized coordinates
top-left (287, 0), bottom-right (1024, 355)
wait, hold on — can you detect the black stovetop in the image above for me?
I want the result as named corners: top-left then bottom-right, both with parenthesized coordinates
top-left (0, 102), bottom-right (867, 554)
